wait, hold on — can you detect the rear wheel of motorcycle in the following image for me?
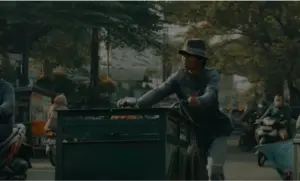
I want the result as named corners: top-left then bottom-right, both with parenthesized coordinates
top-left (238, 135), bottom-right (252, 152)
top-left (49, 148), bottom-right (56, 167)
top-left (257, 151), bottom-right (267, 167)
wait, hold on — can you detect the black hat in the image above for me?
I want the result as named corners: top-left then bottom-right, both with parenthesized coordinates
top-left (178, 39), bottom-right (208, 60)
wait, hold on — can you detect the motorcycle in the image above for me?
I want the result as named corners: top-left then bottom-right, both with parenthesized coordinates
top-left (255, 115), bottom-right (289, 167)
top-left (45, 129), bottom-right (56, 167)
top-left (0, 123), bottom-right (30, 180)
top-left (238, 111), bottom-right (259, 152)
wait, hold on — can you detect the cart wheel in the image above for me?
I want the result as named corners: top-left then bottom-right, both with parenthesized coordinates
top-left (219, 173), bottom-right (225, 180)
top-left (186, 144), bottom-right (208, 180)
top-left (166, 147), bottom-right (180, 180)
top-left (257, 151), bottom-right (267, 167)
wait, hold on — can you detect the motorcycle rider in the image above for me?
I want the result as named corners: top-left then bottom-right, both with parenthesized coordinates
top-left (118, 39), bottom-right (233, 180)
top-left (266, 94), bottom-right (290, 118)
top-left (260, 94), bottom-right (291, 138)
top-left (0, 66), bottom-right (15, 142)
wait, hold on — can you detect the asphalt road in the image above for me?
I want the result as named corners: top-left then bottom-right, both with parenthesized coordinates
top-left (28, 136), bottom-right (280, 180)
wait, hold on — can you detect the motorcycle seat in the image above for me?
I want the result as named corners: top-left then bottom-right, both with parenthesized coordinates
top-left (0, 128), bottom-right (19, 148)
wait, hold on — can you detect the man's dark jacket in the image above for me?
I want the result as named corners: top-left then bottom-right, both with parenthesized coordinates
top-left (137, 68), bottom-right (233, 142)
top-left (0, 80), bottom-right (15, 141)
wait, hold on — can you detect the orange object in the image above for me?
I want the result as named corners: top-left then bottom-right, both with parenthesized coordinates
top-left (46, 131), bottom-right (53, 137)
top-left (238, 108), bottom-right (244, 112)
top-left (31, 120), bottom-right (46, 136)
top-left (225, 107), bottom-right (231, 111)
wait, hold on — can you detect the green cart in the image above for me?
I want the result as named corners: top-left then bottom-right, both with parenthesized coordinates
top-left (55, 108), bottom-right (206, 180)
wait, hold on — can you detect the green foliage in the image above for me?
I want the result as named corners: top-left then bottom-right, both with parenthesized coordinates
top-left (0, 2), bottom-right (163, 50)
top-left (31, 26), bottom-right (90, 69)
top-left (0, 2), bottom-right (163, 71)
top-left (166, 2), bottom-right (300, 75)
top-left (35, 73), bottom-right (75, 96)
top-left (166, 1), bottom-right (300, 100)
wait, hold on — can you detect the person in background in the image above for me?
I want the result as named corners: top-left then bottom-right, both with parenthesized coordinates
top-left (44, 94), bottom-right (68, 131)
top-left (261, 94), bottom-right (290, 120)
top-left (0, 76), bottom-right (15, 141)
top-left (261, 94), bottom-right (292, 137)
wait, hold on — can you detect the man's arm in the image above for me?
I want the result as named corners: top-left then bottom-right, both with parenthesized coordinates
top-left (260, 105), bottom-right (272, 119)
top-left (195, 69), bottom-right (220, 107)
top-left (137, 71), bottom-right (179, 108)
top-left (0, 82), bottom-right (15, 116)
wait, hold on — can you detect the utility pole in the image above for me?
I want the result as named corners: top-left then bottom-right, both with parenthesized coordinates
top-left (106, 26), bottom-right (111, 76)
top-left (21, 24), bottom-right (29, 86)
top-left (89, 27), bottom-right (100, 107)
top-left (162, 1), bottom-right (168, 81)
top-left (90, 27), bottom-right (99, 89)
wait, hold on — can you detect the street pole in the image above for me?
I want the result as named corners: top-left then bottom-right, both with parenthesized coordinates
top-left (89, 27), bottom-right (100, 107)
top-left (162, 1), bottom-right (168, 81)
top-left (21, 24), bottom-right (29, 86)
top-left (106, 26), bottom-right (111, 76)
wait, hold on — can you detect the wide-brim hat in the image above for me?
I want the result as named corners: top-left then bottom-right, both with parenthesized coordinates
top-left (178, 39), bottom-right (208, 60)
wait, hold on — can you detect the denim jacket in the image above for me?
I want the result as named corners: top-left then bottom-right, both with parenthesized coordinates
top-left (137, 68), bottom-right (229, 139)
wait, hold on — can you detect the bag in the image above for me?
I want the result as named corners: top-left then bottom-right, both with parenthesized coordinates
top-left (217, 110), bottom-right (234, 136)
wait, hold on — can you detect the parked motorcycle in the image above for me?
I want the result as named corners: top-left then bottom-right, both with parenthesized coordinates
top-left (238, 111), bottom-right (259, 152)
top-left (0, 123), bottom-right (30, 180)
top-left (255, 115), bottom-right (289, 167)
top-left (45, 130), bottom-right (56, 167)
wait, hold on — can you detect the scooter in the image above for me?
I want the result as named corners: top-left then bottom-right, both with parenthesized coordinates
top-left (255, 115), bottom-right (289, 167)
top-left (0, 123), bottom-right (30, 180)
top-left (45, 129), bottom-right (56, 167)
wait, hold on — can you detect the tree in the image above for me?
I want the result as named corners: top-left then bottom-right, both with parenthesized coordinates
top-left (0, 2), bottom-right (163, 86)
top-left (31, 26), bottom-right (91, 76)
top-left (165, 1), bottom-right (300, 102)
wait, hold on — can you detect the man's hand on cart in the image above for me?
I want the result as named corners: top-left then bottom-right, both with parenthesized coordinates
top-left (188, 96), bottom-right (200, 107)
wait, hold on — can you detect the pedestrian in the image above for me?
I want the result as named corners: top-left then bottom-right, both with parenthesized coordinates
top-left (44, 94), bottom-right (68, 131)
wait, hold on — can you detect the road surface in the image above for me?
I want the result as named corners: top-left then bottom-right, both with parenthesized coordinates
top-left (28, 136), bottom-right (280, 180)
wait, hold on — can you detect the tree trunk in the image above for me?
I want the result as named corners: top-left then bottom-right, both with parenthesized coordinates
top-left (88, 28), bottom-right (100, 107)
top-left (90, 28), bottom-right (99, 89)
top-left (263, 74), bottom-right (284, 102)
top-left (43, 59), bottom-right (52, 77)
top-left (287, 78), bottom-right (300, 106)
